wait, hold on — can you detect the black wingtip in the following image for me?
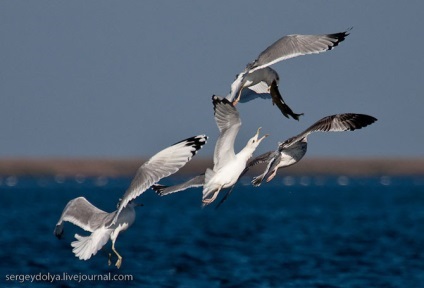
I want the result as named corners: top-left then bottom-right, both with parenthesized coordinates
top-left (292, 112), bottom-right (305, 121)
top-left (333, 113), bottom-right (378, 131)
top-left (212, 94), bottom-right (234, 110)
top-left (151, 184), bottom-right (168, 196)
top-left (185, 135), bottom-right (208, 156)
top-left (327, 28), bottom-right (352, 50)
top-left (213, 94), bottom-right (231, 102)
top-left (357, 114), bottom-right (378, 128)
top-left (173, 135), bottom-right (208, 156)
top-left (251, 176), bottom-right (263, 187)
top-left (54, 225), bottom-right (63, 239)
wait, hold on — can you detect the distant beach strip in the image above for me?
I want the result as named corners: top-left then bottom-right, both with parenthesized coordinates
top-left (0, 158), bottom-right (423, 177)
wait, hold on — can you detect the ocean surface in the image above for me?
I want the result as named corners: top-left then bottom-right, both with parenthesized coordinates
top-left (1, 174), bottom-right (424, 287)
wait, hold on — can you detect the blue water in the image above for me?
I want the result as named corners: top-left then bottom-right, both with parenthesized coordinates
top-left (1, 174), bottom-right (424, 287)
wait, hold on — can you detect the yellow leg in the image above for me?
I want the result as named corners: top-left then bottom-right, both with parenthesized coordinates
top-left (112, 240), bottom-right (123, 269)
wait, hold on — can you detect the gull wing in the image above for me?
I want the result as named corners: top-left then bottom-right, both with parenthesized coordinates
top-left (212, 96), bottom-right (241, 171)
top-left (54, 197), bottom-right (112, 238)
top-left (248, 30), bottom-right (350, 73)
top-left (246, 151), bottom-right (277, 170)
top-left (252, 153), bottom-right (282, 187)
top-left (227, 71), bottom-right (273, 103)
top-left (152, 174), bottom-right (205, 196)
top-left (112, 135), bottom-right (208, 224)
top-left (280, 113), bottom-right (377, 149)
top-left (226, 72), bottom-right (245, 102)
top-left (269, 80), bottom-right (303, 120)
top-left (237, 81), bottom-right (271, 103)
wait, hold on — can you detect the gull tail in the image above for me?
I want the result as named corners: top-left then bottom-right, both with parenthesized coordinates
top-left (202, 169), bottom-right (221, 206)
top-left (71, 227), bottom-right (111, 260)
top-left (202, 168), bottom-right (216, 195)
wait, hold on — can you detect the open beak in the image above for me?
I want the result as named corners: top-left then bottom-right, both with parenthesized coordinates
top-left (256, 127), bottom-right (269, 142)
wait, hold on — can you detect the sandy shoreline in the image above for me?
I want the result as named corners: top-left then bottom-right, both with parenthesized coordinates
top-left (0, 157), bottom-right (423, 177)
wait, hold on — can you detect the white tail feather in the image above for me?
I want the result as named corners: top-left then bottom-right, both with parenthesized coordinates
top-left (203, 168), bottom-right (217, 196)
top-left (71, 227), bottom-right (111, 260)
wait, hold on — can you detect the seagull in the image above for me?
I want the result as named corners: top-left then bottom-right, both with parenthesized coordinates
top-left (226, 29), bottom-right (351, 119)
top-left (54, 135), bottom-right (207, 268)
top-left (153, 95), bottom-right (268, 206)
top-left (246, 113), bottom-right (377, 186)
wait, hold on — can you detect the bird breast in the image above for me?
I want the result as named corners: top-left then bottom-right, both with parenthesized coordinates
top-left (246, 67), bottom-right (279, 87)
top-left (279, 142), bottom-right (307, 167)
top-left (213, 158), bottom-right (246, 188)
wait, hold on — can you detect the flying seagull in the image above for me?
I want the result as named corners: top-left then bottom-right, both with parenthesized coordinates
top-left (247, 113), bottom-right (377, 186)
top-left (226, 29), bottom-right (351, 119)
top-left (153, 95), bottom-right (268, 206)
top-left (54, 135), bottom-right (207, 268)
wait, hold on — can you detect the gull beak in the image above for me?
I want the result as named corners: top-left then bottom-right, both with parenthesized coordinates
top-left (259, 134), bottom-right (269, 142)
top-left (255, 127), bottom-right (262, 137)
top-left (255, 127), bottom-right (269, 142)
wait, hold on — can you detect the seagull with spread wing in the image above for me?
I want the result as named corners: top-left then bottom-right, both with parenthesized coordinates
top-left (227, 29), bottom-right (350, 120)
top-left (153, 95), bottom-right (268, 206)
top-left (54, 135), bottom-right (207, 268)
top-left (247, 113), bottom-right (377, 186)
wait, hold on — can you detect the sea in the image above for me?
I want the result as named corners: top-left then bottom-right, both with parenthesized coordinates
top-left (1, 174), bottom-right (424, 288)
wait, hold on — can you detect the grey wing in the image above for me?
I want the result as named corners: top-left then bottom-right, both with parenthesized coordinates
top-left (238, 81), bottom-right (272, 103)
top-left (249, 30), bottom-right (350, 72)
top-left (113, 135), bottom-right (208, 224)
top-left (152, 174), bottom-right (205, 196)
top-left (280, 113), bottom-right (377, 149)
top-left (246, 151), bottom-right (277, 170)
top-left (252, 153), bottom-right (282, 187)
top-left (246, 151), bottom-right (280, 187)
top-left (212, 96), bottom-right (241, 170)
top-left (269, 80), bottom-right (303, 120)
top-left (226, 72), bottom-right (245, 102)
top-left (227, 77), bottom-right (271, 103)
top-left (54, 197), bottom-right (111, 238)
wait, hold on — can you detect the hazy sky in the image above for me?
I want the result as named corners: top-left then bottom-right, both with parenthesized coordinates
top-left (1, 1), bottom-right (423, 158)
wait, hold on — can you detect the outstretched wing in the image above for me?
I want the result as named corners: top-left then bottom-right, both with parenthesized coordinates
top-left (280, 113), bottom-right (377, 149)
top-left (238, 81), bottom-right (271, 103)
top-left (112, 135), bottom-right (208, 224)
top-left (269, 80), bottom-right (303, 120)
top-left (212, 95), bottom-right (241, 171)
top-left (246, 151), bottom-right (277, 170)
top-left (152, 174), bottom-right (205, 196)
top-left (248, 30), bottom-right (350, 73)
top-left (54, 197), bottom-right (112, 238)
